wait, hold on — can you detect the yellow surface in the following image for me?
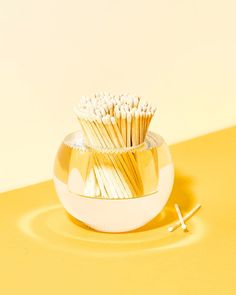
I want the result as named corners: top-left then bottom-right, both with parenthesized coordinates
top-left (1, 1), bottom-right (236, 191)
top-left (1, 126), bottom-right (236, 294)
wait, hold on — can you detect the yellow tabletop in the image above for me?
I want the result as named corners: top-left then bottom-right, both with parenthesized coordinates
top-left (1, 127), bottom-right (236, 294)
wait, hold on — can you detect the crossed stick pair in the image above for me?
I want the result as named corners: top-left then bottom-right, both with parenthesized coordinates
top-left (168, 204), bottom-right (201, 232)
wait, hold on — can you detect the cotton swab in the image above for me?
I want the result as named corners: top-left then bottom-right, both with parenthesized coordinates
top-left (174, 203), bottom-right (187, 231)
top-left (168, 204), bottom-right (202, 232)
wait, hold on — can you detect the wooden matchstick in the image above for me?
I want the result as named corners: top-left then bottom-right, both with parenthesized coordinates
top-left (90, 118), bottom-right (130, 198)
top-left (110, 116), bottom-right (144, 194)
top-left (121, 110), bottom-right (127, 146)
top-left (139, 111), bottom-right (145, 143)
top-left (104, 116), bottom-right (141, 196)
top-left (84, 118), bottom-right (123, 198)
top-left (135, 110), bottom-right (140, 145)
top-left (115, 109), bottom-right (121, 130)
top-left (93, 155), bottom-right (109, 198)
top-left (131, 109), bottom-right (136, 146)
top-left (174, 204), bottom-right (187, 231)
top-left (126, 112), bottom-right (131, 147)
top-left (168, 204), bottom-right (202, 232)
top-left (84, 156), bottom-right (100, 197)
top-left (93, 115), bottom-right (133, 197)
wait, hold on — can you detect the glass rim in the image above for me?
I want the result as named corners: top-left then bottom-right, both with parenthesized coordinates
top-left (63, 130), bottom-right (164, 152)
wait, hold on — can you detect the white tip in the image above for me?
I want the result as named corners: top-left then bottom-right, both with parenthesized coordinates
top-left (73, 106), bottom-right (87, 119)
top-left (114, 105), bottom-right (120, 111)
top-left (121, 110), bottom-right (127, 119)
top-left (110, 117), bottom-right (116, 124)
top-left (96, 115), bottom-right (102, 123)
top-left (131, 107), bottom-right (137, 114)
top-left (133, 97), bottom-right (138, 106)
top-left (124, 105), bottom-right (130, 112)
top-left (127, 95), bottom-right (133, 105)
top-left (135, 110), bottom-right (140, 117)
top-left (127, 112), bottom-right (132, 121)
top-left (182, 224), bottom-right (187, 230)
top-left (152, 106), bottom-right (157, 113)
top-left (101, 116), bottom-right (107, 124)
top-left (115, 110), bottom-right (121, 118)
top-left (100, 107), bottom-right (106, 116)
top-left (107, 101), bottom-right (113, 109)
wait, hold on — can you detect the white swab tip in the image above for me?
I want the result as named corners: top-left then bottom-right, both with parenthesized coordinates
top-left (121, 110), bottom-right (127, 119)
top-left (110, 117), bottom-right (116, 124)
top-left (182, 224), bottom-right (187, 230)
top-left (135, 110), bottom-right (140, 117)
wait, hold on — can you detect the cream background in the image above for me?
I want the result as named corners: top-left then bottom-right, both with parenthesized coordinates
top-left (0, 1), bottom-right (236, 191)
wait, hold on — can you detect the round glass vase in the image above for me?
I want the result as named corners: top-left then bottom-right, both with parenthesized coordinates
top-left (53, 131), bottom-right (174, 233)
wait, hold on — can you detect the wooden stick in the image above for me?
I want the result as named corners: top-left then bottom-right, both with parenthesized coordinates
top-left (146, 112), bottom-right (153, 132)
top-left (83, 119), bottom-right (122, 198)
top-left (81, 120), bottom-right (111, 198)
top-left (143, 112), bottom-right (149, 139)
top-left (115, 110), bottom-right (121, 130)
top-left (135, 110), bottom-right (140, 145)
top-left (93, 116), bottom-right (133, 198)
top-left (121, 110), bottom-right (127, 146)
top-left (110, 117), bottom-right (144, 195)
top-left (78, 118), bottom-right (94, 147)
top-left (108, 117), bottom-right (141, 192)
top-left (93, 154), bottom-right (109, 198)
top-left (174, 204), bottom-right (187, 230)
top-left (103, 116), bottom-right (140, 196)
top-left (126, 112), bottom-right (131, 147)
top-left (168, 204), bottom-right (201, 232)
top-left (96, 153), bottom-right (119, 198)
top-left (139, 111), bottom-right (144, 143)
top-left (89, 122), bottom-right (121, 198)
top-left (94, 117), bottom-right (113, 147)
top-left (133, 96), bottom-right (139, 107)
top-left (89, 118), bottom-right (128, 198)
top-left (84, 155), bottom-right (100, 197)
top-left (131, 109), bottom-right (136, 146)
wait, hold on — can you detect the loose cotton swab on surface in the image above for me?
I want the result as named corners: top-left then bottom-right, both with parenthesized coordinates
top-left (168, 204), bottom-right (202, 232)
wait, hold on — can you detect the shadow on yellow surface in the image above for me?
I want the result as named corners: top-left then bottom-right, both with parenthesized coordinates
top-left (135, 171), bottom-right (196, 232)
top-left (16, 169), bottom-right (202, 255)
top-left (2, 126), bottom-right (236, 294)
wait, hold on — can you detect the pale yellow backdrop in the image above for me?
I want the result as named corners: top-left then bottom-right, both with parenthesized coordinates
top-left (1, 0), bottom-right (236, 191)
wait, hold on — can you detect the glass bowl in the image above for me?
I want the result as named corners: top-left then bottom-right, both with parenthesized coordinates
top-left (53, 131), bottom-right (174, 232)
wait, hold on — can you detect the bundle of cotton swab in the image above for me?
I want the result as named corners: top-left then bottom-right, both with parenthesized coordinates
top-left (74, 92), bottom-right (157, 199)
